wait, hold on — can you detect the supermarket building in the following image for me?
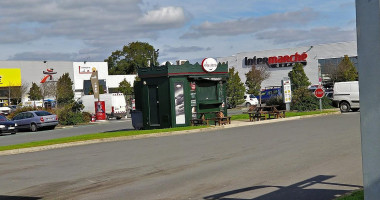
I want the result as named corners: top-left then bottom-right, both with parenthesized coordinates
top-left (217, 41), bottom-right (358, 89)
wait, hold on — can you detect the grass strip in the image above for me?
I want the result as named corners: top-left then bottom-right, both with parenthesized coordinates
top-left (0, 126), bottom-right (207, 152)
top-left (230, 110), bottom-right (338, 121)
top-left (335, 189), bottom-right (363, 200)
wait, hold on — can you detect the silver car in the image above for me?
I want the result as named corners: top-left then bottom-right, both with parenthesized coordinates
top-left (12, 111), bottom-right (58, 132)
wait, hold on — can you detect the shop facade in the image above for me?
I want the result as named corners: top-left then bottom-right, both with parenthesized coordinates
top-left (217, 41), bottom-right (358, 89)
top-left (0, 61), bottom-right (136, 105)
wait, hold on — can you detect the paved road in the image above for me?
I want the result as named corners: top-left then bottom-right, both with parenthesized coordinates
top-left (0, 118), bottom-right (133, 146)
top-left (0, 113), bottom-right (362, 200)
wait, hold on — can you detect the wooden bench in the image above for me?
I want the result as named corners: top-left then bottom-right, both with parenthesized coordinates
top-left (190, 118), bottom-right (209, 126)
top-left (212, 111), bottom-right (231, 126)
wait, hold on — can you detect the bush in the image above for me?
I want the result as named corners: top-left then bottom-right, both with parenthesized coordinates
top-left (265, 97), bottom-right (286, 110)
top-left (82, 112), bottom-right (92, 123)
top-left (57, 105), bottom-right (84, 125)
top-left (291, 88), bottom-right (319, 111)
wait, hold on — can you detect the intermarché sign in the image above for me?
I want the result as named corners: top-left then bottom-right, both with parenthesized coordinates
top-left (244, 52), bottom-right (308, 68)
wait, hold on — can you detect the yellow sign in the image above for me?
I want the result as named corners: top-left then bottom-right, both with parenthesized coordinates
top-left (0, 68), bottom-right (22, 87)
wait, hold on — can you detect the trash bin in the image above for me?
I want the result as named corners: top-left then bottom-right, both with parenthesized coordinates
top-left (131, 110), bottom-right (143, 130)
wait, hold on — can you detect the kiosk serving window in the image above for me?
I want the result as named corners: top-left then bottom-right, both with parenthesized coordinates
top-left (197, 81), bottom-right (217, 101)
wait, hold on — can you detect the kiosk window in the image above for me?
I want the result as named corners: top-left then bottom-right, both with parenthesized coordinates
top-left (197, 81), bottom-right (217, 100)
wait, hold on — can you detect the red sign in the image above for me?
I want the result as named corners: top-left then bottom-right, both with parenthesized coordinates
top-left (95, 101), bottom-right (106, 120)
top-left (190, 82), bottom-right (196, 90)
top-left (314, 87), bottom-right (325, 98)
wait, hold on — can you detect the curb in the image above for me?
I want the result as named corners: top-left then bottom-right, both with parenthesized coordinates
top-left (0, 111), bottom-right (341, 156)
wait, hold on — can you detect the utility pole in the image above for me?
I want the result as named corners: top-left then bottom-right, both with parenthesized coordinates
top-left (356, 1), bottom-right (380, 199)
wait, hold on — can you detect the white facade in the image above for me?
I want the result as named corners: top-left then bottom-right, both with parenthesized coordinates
top-left (217, 41), bottom-right (357, 88)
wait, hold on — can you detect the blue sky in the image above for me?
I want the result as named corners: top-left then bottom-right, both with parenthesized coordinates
top-left (0, 0), bottom-right (356, 64)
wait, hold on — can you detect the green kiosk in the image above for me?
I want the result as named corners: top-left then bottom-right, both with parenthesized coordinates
top-left (134, 58), bottom-right (229, 129)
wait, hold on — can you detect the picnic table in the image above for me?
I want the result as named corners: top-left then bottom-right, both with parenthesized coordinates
top-left (244, 105), bottom-right (286, 121)
top-left (190, 111), bottom-right (231, 126)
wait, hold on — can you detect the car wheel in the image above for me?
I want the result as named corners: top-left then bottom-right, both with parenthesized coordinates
top-left (116, 117), bottom-right (122, 120)
top-left (340, 102), bottom-right (351, 113)
top-left (245, 102), bottom-right (251, 107)
top-left (351, 108), bottom-right (360, 112)
top-left (30, 124), bottom-right (38, 132)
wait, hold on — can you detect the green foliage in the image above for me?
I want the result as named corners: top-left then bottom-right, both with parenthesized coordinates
top-left (226, 67), bottom-right (245, 107)
top-left (57, 73), bottom-right (74, 105)
top-left (265, 97), bottom-right (286, 110)
top-left (105, 41), bottom-right (158, 75)
top-left (291, 88), bottom-right (318, 111)
top-left (334, 55), bottom-right (359, 82)
top-left (56, 102), bottom-right (85, 125)
top-left (28, 82), bottom-right (42, 101)
top-left (245, 65), bottom-right (270, 95)
top-left (118, 78), bottom-right (133, 95)
top-left (288, 63), bottom-right (311, 90)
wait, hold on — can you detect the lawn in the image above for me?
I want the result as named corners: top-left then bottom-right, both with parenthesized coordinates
top-left (230, 110), bottom-right (338, 121)
top-left (335, 190), bottom-right (363, 200)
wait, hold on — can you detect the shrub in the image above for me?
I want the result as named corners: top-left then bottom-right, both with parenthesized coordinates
top-left (291, 88), bottom-right (319, 111)
top-left (265, 97), bottom-right (286, 110)
top-left (57, 105), bottom-right (84, 125)
top-left (82, 112), bottom-right (92, 123)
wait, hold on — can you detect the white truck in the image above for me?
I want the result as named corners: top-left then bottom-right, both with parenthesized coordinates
top-left (79, 93), bottom-right (128, 119)
top-left (333, 81), bottom-right (360, 112)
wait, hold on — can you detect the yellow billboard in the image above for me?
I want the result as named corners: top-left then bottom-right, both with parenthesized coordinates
top-left (0, 68), bottom-right (22, 87)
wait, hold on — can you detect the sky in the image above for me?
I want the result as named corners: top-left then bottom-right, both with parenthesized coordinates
top-left (0, 0), bottom-right (356, 64)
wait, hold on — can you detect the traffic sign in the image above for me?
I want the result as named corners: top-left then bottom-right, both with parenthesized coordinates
top-left (314, 87), bottom-right (325, 98)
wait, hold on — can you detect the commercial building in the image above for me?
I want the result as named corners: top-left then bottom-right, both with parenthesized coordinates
top-left (0, 61), bottom-right (136, 105)
top-left (217, 41), bottom-right (358, 89)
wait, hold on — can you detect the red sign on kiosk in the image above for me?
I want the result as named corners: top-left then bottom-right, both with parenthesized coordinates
top-left (95, 101), bottom-right (106, 120)
top-left (314, 87), bottom-right (325, 98)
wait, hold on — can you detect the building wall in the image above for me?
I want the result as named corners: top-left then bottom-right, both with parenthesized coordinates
top-left (217, 41), bottom-right (357, 89)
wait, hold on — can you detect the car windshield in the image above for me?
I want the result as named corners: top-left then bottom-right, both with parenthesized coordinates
top-left (249, 94), bottom-right (256, 98)
top-left (0, 115), bottom-right (8, 121)
top-left (35, 111), bottom-right (52, 116)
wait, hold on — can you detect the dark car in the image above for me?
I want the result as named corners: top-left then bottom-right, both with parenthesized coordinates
top-left (0, 114), bottom-right (17, 135)
top-left (12, 111), bottom-right (58, 132)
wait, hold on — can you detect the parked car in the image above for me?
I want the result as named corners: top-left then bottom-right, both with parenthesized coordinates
top-left (0, 102), bottom-right (11, 115)
top-left (0, 114), bottom-right (17, 135)
top-left (243, 94), bottom-right (259, 107)
top-left (259, 87), bottom-right (282, 103)
top-left (12, 111), bottom-right (58, 132)
top-left (332, 81), bottom-right (359, 112)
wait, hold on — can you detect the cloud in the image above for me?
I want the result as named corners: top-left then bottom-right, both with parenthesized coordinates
top-left (181, 8), bottom-right (319, 39)
top-left (8, 51), bottom-right (79, 61)
top-left (255, 27), bottom-right (356, 45)
top-left (139, 6), bottom-right (189, 28)
top-left (165, 45), bottom-right (211, 53)
top-left (0, 0), bottom-right (190, 60)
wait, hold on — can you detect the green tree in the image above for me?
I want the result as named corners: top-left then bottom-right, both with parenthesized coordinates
top-left (118, 79), bottom-right (133, 95)
top-left (331, 55), bottom-right (358, 82)
top-left (105, 41), bottom-right (158, 75)
top-left (57, 73), bottom-right (74, 105)
top-left (245, 65), bottom-right (270, 95)
top-left (28, 82), bottom-right (42, 101)
top-left (288, 63), bottom-right (311, 90)
top-left (226, 67), bottom-right (245, 107)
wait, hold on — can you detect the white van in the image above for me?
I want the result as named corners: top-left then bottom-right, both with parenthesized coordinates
top-left (333, 81), bottom-right (360, 112)
top-left (79, 93), bottom-right (127, 119)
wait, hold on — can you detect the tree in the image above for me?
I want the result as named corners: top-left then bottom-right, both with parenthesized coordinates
top-left (28, 82), bottom-right (42, 101)
top-left (40, 82), bottom-right (57, 100)
top-left (9, 82), bottom-right (29, 105)
top-left (118, 79), bottom-right (133, 96)
top-left (245, 65), bottom-right (270, 95)
top-left (105, 41), bottom-right (158, 75)
top-left (57, 73), bottom-right (74, 105)
top-left (330, 55), bottom-right (358, 82)
top-left (288, 63), bottom-right (311, 90)
top-left (226, 67), bottom-right (245, 107)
